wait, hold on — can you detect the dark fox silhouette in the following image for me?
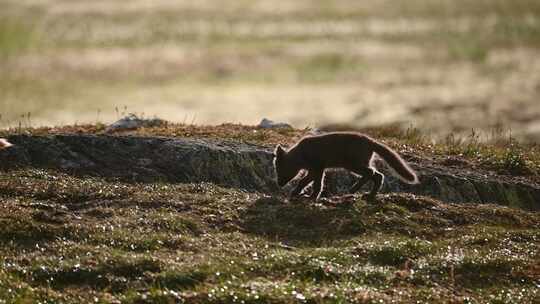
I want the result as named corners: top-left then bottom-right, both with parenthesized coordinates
top-left (0, 139), bottom-right (12, 150)
top-left (273, 132), bottom-right (419, 200)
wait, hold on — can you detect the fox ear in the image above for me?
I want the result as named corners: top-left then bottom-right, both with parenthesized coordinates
top-left (274, 145), bottom-right (285, 157)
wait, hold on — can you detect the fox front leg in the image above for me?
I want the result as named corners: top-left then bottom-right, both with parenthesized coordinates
top-left (349, 167), bottom-right (374, 194)
top-left (308, 169), bottom-right (325, 199)
top-left (289, 171), bottom-right (314, 198)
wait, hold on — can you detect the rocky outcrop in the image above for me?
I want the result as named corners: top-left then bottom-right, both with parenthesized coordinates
top-left (322, 167), bottom-right (540, 211)
top-left (0, 135), bottom-right (277, 192)
top-left (1, 134), bottom-right (539, 210)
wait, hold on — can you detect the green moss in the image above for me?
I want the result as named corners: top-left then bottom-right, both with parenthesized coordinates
top-left (156, 270), bottom-right (208, 289)
top-left (367, 240), bottom-right (431, 266)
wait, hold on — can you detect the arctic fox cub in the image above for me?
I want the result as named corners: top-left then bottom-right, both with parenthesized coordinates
top-left (273, 132), bottom-right (419, 200)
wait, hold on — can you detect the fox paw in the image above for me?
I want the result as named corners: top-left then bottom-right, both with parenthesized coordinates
top-left (361, 193), bottom-right (377, 202)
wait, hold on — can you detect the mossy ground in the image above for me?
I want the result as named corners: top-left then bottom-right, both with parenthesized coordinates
top-left (0, 166), bottom-right (538, 303)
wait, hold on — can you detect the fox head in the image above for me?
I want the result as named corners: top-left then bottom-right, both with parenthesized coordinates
top-left (273, 145), bottom-right (298, 187)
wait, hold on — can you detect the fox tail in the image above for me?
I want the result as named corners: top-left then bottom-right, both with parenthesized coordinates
top-left (368, 138), bottom-right (419, 184)
top-left (0, 138), bottom-right (13, 150)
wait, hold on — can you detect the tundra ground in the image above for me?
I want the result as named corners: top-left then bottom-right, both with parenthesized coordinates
top-left (0, 125), bottom-right (539, 303)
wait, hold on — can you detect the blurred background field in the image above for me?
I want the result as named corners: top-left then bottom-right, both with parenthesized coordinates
top-left (2, 0), bottom-right (540, 141)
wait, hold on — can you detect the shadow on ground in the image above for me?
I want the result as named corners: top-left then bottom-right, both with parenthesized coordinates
top-left (240, 193), bottom-right (540, 246)
top-left (240, 195), bottom-right (366, 245)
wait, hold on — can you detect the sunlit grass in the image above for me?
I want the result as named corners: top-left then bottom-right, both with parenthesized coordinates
top-left (0, 169), bottom-right (538, 302)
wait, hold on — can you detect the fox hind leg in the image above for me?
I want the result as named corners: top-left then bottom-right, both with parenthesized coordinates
top-left (349, 167), bottom-right (373, 193)
top-left (348, 166), bottom-right (384, 200)
top-left (365, 169), bottom-right (384, 200)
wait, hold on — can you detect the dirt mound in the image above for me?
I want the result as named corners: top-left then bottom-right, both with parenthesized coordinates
top-left (1, 134), bottom-right (539, 210)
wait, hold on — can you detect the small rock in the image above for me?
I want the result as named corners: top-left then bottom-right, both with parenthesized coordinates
top-left (105, 114), bottom-right (166, 133)
top-left (308, 128), bottom-right (324, 135)
top-left (258, 118), bottom-right (292, 129)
